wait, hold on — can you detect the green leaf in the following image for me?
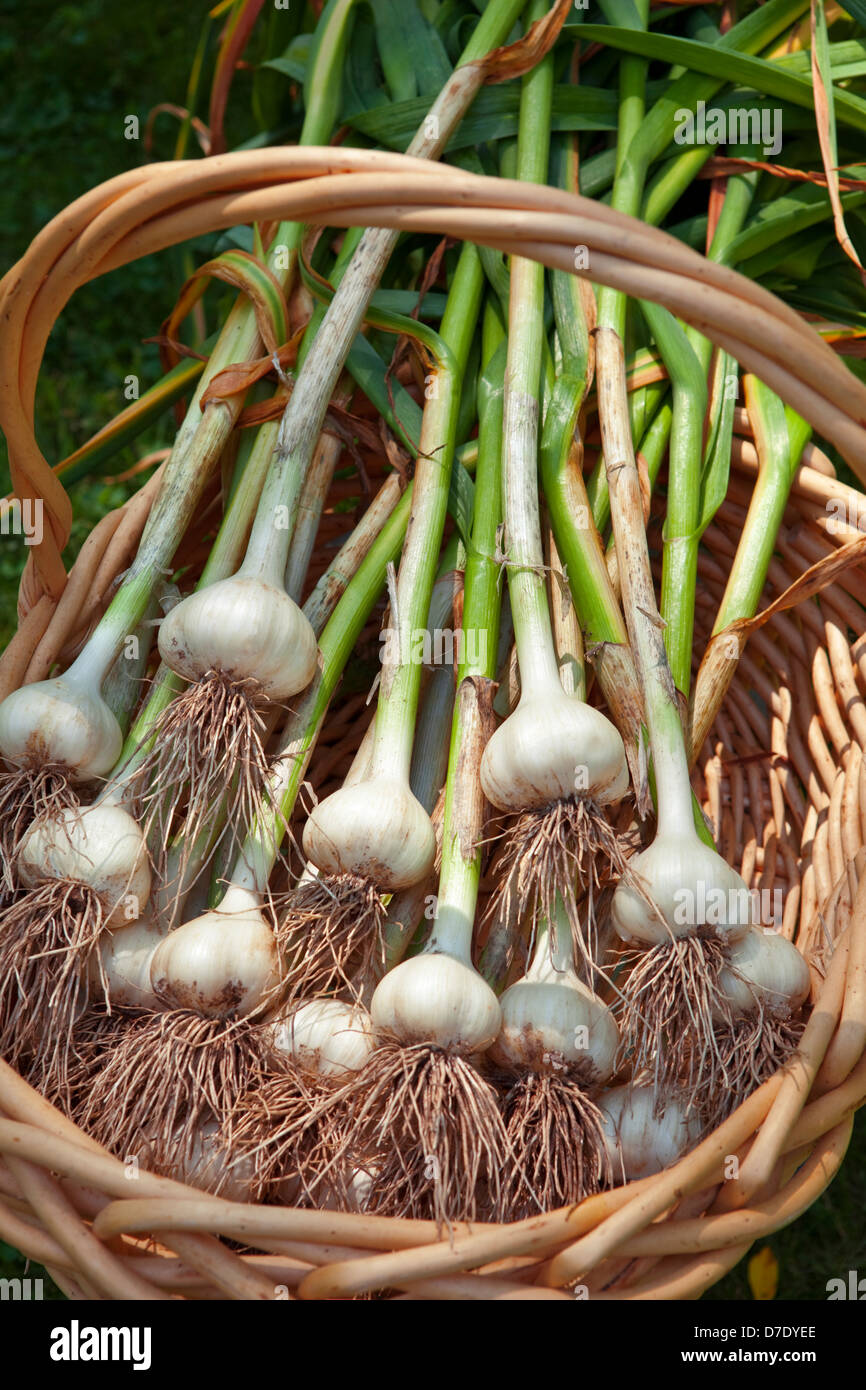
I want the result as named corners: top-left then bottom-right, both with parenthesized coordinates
top-left (595, 0), bottom-right (644, 29)
top-left (698, 351), bottom-right (736, 536)
top-left (778, 285), bottom-right (866, 328)
top-left (301, 0), bottom-right (360, 144)
top-left (837, 0), bottom-right (866, 29)
top-left (579, 146), bottom-right (618, 198)
top-left (447, 454), bottom-right (476, 548)
top-left (737, 226), bottom-right (837, 280)
top-left (344, 83), bottom-right (620, 150)
top-left (620, 0), bottom-right (814, 225)
top-left (477, 339), bottom-right (507, 423)
top-left (774, 38), bottom-right (866, 77)
top-left (343, 15), bottom-right (389, 114)
top-left (173, 248), bottom-right (289, 356)
top-left (750, 376), bottom-right (790, 472)
top-left (264, 35), bottom-right (311, 85)
top-left (575, 23), bottom-right (866, 135)
top-left (723, 183), bottom-right (866, 265)
top-left (370, 0), bottom-right (452, 100)
top-left (814, 0), bottom-right (841, 168)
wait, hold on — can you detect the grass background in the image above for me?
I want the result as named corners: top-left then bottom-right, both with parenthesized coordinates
top-left (0, 0), bottom-right (246, 648)
top-left (0, 0), bottom-right (864, 1302)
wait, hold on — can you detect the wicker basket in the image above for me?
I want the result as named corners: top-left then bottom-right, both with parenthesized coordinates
top-left (1, 151), bottom-right (866, 1300)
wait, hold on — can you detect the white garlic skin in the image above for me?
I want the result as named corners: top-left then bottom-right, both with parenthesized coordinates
top-left (716, 927), bottom-right (810, 1020)
top-left (170, 1120), bottom-right (254, 1201)
top-left (157, 575), bottom-right (318, 699)
top-left (489, 961), bottom-right (619, 1080)
top-left (271, 1000), bottom-right (375, 1078)
top-left (314, 1165), bottom-right (376, 1214)
top-left (302, 778), bottom-right (435, 891)
top-left (480, 686), bottom-right (629, 813)
top-left (150, 885), bottom-right (278, 1018)
top-left (18, 803), bottom-right (151, 927)
top-left (599, 1084), bottom-right (700, 1181)
top-left (371, 952), bottom-right (502, 1054)
top-left (611, 835), bottom-right (753, 947)
top-left (0, 675), bottom-right (122, 781)
top-left (95, 911), bottom-right (165, 1009)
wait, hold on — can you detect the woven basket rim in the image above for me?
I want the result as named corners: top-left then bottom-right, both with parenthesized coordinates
top-left (1, 155), bottom-right (865, 1299)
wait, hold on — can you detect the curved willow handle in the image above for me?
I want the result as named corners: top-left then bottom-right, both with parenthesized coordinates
top-left (3, 147), bottom-right (865, 602)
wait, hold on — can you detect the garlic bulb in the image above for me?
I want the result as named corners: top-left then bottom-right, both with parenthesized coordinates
top-left (313, 1164), bottom-right (376, 1214)
top-left (302, 778), bottom-right (436, 891)
top-left (271, 999), bottom-right (376, 1078)
top-left (611, 832), bottom-right (753, 948)
top-left (95, 911), bottom-right (165, 1009)
top-left (149, 884), bottom-right (278, 1018)
top-left (716, 927), bottom-right (810, 1019)
top-left (480, 685), bottom-right (628, 813)
top-left (169, 1119), bottom-right (254, 1201)
top-left (599, 1084), bottom-right (700, 1181)
top-left (489, 934), bottom-right (618, 1078)
top-left (0, 670), bottom-right (122, 781)
top-left (157, 573), bottom-right (318, 700)
top-left (371, 947), bottom-right (502, 1054)
top-left (18, 802), bottom-right (151, 927)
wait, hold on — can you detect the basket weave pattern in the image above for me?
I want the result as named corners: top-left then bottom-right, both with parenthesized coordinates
top-left (0, 435), bottom-right (864, 1300)
top-left (1, 154), bottom-right (865, 1300)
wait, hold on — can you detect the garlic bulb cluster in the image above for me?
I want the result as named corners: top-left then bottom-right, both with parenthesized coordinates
top-left (371, 917), bottom-right (501, 1055)
top-left (716, 927), bottom-right (810, 1019)
top-left (480, 685), bottom-right (628, 813)
top-left (0, 669), bottom-right (122, 781)
top-left (490, 926), bottom-right (618, 1079)
top-left (94, 911), bottom-right (165, 1009)
top-left (18, 802), bottom-right (151, 926)
top-left (149, 884), bottom-right (279, 1018)
top-left (303, 778), bottom-right (436, 891)
top-left (270, 999), bottom-right (376, 1078)
top-left (158, 572), bottom-right (318, 700)
top-left (611, 831), bottom-right (753, 948)
top-left (599, 1084), bottom-right (700, 1181)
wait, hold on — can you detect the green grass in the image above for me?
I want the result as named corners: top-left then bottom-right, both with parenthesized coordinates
top-left (0, 0), bottom-right (256, 648)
